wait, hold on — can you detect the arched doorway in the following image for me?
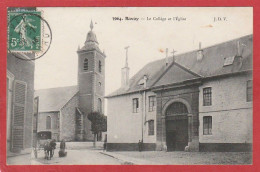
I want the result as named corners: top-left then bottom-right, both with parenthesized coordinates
top-left (165, 102), bottom-right (188, 151)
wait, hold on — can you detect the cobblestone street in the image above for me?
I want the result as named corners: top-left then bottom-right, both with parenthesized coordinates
top-left (7, 149), bottom-right (122, 165)
top-left (103, 151), bottom-right (252, 165)
top-left (7, 147), bottom-right (252, 165)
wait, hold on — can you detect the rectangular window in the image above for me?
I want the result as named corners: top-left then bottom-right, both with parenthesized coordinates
top-left (203, 116), bottom-right (212, 135)
top-left (203, 87), bottom-right (212, 106)
top-left (247, 80), bottom-right (253, 102)
top-left (133, 98), bottom-right (139, 113)
top-left (149, 96), bottom-right (156, 112)
top-left (148, 120), bottom-right (154, 135)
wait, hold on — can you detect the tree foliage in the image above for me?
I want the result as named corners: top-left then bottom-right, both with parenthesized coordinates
top-left (87, 111), bottom-right (107, 135)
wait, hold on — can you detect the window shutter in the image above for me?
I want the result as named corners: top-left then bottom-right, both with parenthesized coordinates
top-left (12, 80), bottom-right (27, 150)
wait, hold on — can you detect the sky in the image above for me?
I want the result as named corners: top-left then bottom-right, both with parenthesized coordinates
top-left (35, 7), bottom-right (253, 96)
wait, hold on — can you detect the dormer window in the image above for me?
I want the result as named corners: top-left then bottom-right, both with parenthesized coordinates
top-left (223, 56), bottom-right (235, 66)
top-left (84, 58), bottom-right (88, 71)
top-left (138, 75), bottom-right (148, 88)
top-left (138, 79), bottom-right (145, 85)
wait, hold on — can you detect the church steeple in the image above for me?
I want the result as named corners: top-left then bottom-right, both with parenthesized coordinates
top-left (85, 20), bottom-right (99, 45)
top-left (77, 20), bottom-right (106, 141)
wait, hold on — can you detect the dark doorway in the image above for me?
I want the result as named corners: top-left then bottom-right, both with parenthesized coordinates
top-left (165, 102), bottom-right (188, 151)
top-left (166, 131), bottom-right (176, 151)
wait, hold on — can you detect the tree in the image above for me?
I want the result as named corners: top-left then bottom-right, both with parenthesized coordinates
top-left (87, 111), bottom-right (107, 147)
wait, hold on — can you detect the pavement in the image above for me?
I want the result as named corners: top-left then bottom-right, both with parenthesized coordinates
top-left (7, 142), bottom-right (120, 165)
top-left (6, 142), bottom-right (252, 165)
top-left (7, 149), bottom-right (252, 165)
top-left (8, 149), bottom-right (122, 165)
top-left (101, 151), bottom-right (252, 165)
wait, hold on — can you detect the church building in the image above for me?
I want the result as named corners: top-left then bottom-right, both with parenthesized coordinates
top-left (106, 34), bottom-right (253, 152)
top-left (35, 21), bottom-right (106, 141)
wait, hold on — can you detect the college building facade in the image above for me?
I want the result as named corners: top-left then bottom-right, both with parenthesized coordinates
top-left (106, 34), bottom-right (253, 152)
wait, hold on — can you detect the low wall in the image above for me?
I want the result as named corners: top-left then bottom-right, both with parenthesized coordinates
top-left (107, 143), bottom-right (156, 151)
top-left (199, 143), bottom-right (252, 152)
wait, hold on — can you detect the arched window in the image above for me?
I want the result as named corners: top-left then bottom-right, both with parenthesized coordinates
top-left (84, 58), bottom-right (88, 71)
top-left (166, 102), bottom-right (188, 116)
top-left (98, 60), bottom-right (102, 73)
top-left (98, 98), bottom-right (102, 113)
top-left (46, 116), bottom-right (51, 129)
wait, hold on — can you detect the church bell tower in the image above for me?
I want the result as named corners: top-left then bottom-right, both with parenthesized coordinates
top-left (76, 20), bottom-right (106, 141)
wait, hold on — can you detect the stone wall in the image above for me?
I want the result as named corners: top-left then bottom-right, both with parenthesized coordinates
top-left (38, 112), bottom-right (60, 141)
top-left (77, 50), bottom-right (95, 141)
top-left (60, 93), bottom-right (79, 141)
top-left (154, 85), bottom-right (200, 151)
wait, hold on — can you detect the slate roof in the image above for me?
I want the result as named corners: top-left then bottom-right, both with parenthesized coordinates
top-left (175, 34), bottom-right (253, 77)
top-left (106, 58), bottom-right (171, 97)
top-left (35, 85), bottom-right (78, 112)
top-left (107, 34), bottom-right (253, 98)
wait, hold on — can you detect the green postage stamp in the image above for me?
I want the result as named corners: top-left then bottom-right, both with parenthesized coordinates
top-left (8, 11), bottom-right (42, 52)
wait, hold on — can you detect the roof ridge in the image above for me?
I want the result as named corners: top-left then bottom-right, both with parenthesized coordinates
top-left (129, 58), bottom-right (164, 82)
top-left (129, 34), bottom-right (252, 82)
top-left (150, 61), bottom-right (175, 87)
top-left (150, 61), bottom-right (201, 88)
top-left (60, 92), bottom-right (79, 111)
top-left (173, 34), bottom-right (252, 59)
top-left (174, 62), bottom-right (202, 77)
top-left (106, 34), bottom-right (252, 98)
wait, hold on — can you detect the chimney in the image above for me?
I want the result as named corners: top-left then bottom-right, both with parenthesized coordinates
top-left (197, 42), bottom-right (203, 61)
top-left (165, 48), bottom-right (169, 66)
top-left (237, 41), bottom-right (242, 56)
top-left (171, 49), bottom-right (177, 63)
top-left (121, 46), bottom-right (130, 89)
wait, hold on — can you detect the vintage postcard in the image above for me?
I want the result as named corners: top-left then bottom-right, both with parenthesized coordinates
top-left (6, 7), bottom-right (253, 165)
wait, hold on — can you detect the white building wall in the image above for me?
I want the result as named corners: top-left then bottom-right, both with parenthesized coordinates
top-left (199, 74), bottom-right (253, 143)
top-left (143, 91), bottom-right (157, 143)
top-left (107, 91), bottom-right (156, 143)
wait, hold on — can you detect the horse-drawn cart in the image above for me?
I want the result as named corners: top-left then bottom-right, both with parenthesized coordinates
top-left (33, 131), bottom-right (56, 160)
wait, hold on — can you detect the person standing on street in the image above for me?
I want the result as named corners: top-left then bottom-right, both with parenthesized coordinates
top-left (138, 140), bottom-right (143, 152)
top-left (103, 134), bottom-right (107, 152)
top-left (59, 139), bottom-right (67, 157)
